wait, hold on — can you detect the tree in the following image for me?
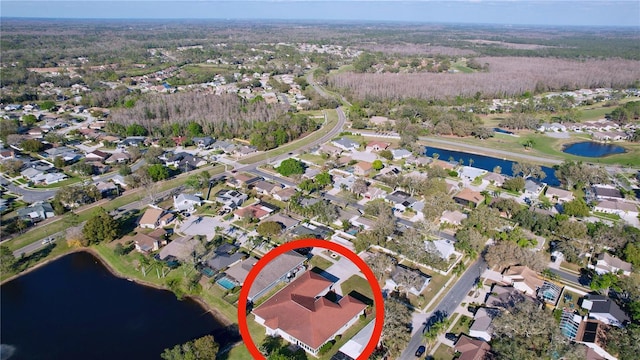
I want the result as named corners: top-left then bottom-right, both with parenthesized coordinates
top-left (379, 149), bottom-right (393, 161)
top-left (484, 240), bottom-right (546, 271)
top-left (372, 159), bottom-right (384, 170)
top-left (352, 178), bottom-right (368, 195)
top-left (502, 176), bottom-right (526, 192)
top-left (492, 299), bottom-right (582, 360)
top-left (276, 158), bottom-right (305, 177)
top-left (0, 158), bottom-right (23, 175)
top-left (126, 146), bottom-right (142, 161)
top-left (82, 208), bottom-right (119, 245)
top-left (314, 172), bottom-right (332, 187)
top-left (492, 197), bottom-right (522, 217)
top-left (22, 114), bottom-right (38, 126)
top-left (147, 164), bottom-right (169, 181)
top-left (257, 221), bottom-right (283, 239)
top-left (382, 300), bottom-right (412, 356)
top-left (365, 252), bottom-right (395, 283)
top-left (21, 139), bottom-right (44, 153)
top-left (126, 123), bottom-right (148, 136)
top-left (161, 335), bottom-right (219, 360)
top-left (0, 245), bottom-right (17, 274)
top-left (606, 324), bottom-right (640, 360)
top-left (53, 156), bottom-right (65, 169)
top-left (563, 198), bottom-right (590, 217)
top-left (455, 227), bottom-right (486, 256)
top-left (512, 162), bottom-right (546, 180)
top-left (119, 165), bottom-right (132, 176)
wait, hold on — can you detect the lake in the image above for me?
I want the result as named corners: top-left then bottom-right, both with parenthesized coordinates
top-left (562, 141), bottom-right (626, 158)
top-left (425, 146), bottom-right (560, 186)
top-left (1, 251), bottom-right (238, 360)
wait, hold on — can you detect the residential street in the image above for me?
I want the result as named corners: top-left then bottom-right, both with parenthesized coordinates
top-left (398, 258), bottom-right (487, 360)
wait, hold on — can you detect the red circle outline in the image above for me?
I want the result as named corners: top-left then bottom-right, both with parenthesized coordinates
top-left (237, 238), bottom-right (384, 359)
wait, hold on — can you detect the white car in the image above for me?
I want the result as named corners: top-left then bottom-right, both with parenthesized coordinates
top-left (42, 238), bottom-right (55, 245)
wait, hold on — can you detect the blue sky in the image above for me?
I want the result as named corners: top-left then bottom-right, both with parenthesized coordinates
top-left (1, 1), bottom-right (639, 26)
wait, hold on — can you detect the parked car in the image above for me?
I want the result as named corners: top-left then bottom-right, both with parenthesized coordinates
top-left (445, 332), bottom-right (459, 342)
top-left (415, 345), bottom-right (426, 357)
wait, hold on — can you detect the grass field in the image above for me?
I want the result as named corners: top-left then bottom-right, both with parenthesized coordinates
top-left (432, 343), bottom-right (455, 360)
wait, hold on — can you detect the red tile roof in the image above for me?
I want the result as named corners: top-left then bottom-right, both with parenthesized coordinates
top-left (253, 271), bottom-right (366, 350)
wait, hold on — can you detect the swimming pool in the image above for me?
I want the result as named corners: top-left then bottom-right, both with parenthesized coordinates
top-left (217, 277), bottom-right (237, 290)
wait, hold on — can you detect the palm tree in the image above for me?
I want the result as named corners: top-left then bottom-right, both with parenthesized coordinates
top-left (432, 153), bottom-right (440, 161)
top-left (493, 165), bottom-right (502, 174)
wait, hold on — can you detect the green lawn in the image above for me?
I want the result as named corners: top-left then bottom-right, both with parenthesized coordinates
top-left (239, 109), bottom-right (339, 165)
top-left (449, 314), bottom-right (472, 335)
top-left (432, 343), bottom-right (455, 360)
top-left (593, 211), bottom-right (621, 222)
top-left (298, 153), bottom-right (325, 165)
top-left (309, 255), bottom-right (334, 270)
top-left (340, 275), bottom-right (374, 301)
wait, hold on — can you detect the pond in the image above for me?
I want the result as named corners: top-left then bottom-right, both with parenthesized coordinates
top-left (1, 252), bottom-right (238, 360)
top-left (425, 146), bottom-right (560, 186)
top-left (562, 141), bottom-right (626, 158)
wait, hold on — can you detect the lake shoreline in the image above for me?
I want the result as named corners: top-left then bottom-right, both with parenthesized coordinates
top-left (1, 246), bottom-right (234, 327)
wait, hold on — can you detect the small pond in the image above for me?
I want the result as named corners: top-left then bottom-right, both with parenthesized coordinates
top-left (562, 141), bottom-right (626, 157)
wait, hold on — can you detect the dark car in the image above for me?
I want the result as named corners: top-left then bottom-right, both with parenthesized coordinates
top-left (445, 332), bottom-right (458, 342)
top-left (415, 345), bottom-right (426, 357)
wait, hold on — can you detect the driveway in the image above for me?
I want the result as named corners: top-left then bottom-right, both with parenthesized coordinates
top-left (178, 215), bottom-right (230, 241)
top-left (323, 256), bottom-right (364, 295)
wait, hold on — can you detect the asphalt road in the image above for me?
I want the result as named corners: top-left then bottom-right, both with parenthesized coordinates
top-left (4, 182), bottom-right (58, 203)
top-left (549, 267), bottom-right (582, 285)
top-left (398, 258), bottom-right (487, 360)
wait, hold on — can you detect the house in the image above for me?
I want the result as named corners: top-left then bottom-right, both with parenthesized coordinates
top-left (318, 143), bottom-right (342, 157)
top-left (133, 228), bottom-right (167, 253)
top-left (158, 235), bottom-right (199, 261)
top-left (86, 150), bottom-right (110, 163)
top-left (406, 156), bottom-right (431, 167)
top-left (20, 167), bottom-right (44, 181)
top-left (105, 152), bottom-right (131, 164)
top-left (576, 320), bottom-right (617, 360)
top-left (192, 136), bottom-right (215, 149)
top-left (27, 127), bottom-right (44, 138)
top-left (119, 136), bottom-right (146, 147)
top-left (370, 116), bottom-right (396, 127)
top-left (333, 174), bottom-right (356, 192)
top-left (592, 185), bottom-right (623, 200)
top-left (17, 202), bottom-right (55, 222)
top-left (95, 181), bottom-right (118, 197)
top-left (332, 137), bottom-right (359, 151)
top-left (353, 161), bottom-right (373, 176)
top-left (173, 193), bottom-right (202, 213)
top-left (485, 285), bottom-right (526, 309)
top-left (469, 308), bottom-right (499, 342)
top-left (590, 253), bottom-right (632, 276)
top-left (248, 250), bottom-right (306, 301)
top-left (391, 148), bottom-right (412, 160)
top-left (581, 294), bottom-right (630, 328)
top-left (538, 123), bottom-right (566, 132)
top-left (299, 197), bottom-right (321, 207)
top-left (234, 202), bottom-right (278, 221)
top-left (273, 187), bottom-right (296, 202)
top-left (425, 239), bottom-right (456, 260)
top-left (252, 180), bottom-right (282, 195)
top-left (546, 186), bottom-right (574, 203)
top-left (253, 271), bottom-right (367, 357)
top-left (431, 159), bottom-right (455, 170)
top-left (41, 172), bottom-right (68, 185)
top-left (0, 149), bottom-right (16, 160)
top-left (364, 186), bottom-right (387, 200)
top-left (224, 257), bottom-right (259, 286)
top-left (365, 141), bottom-right (389, 152)
top-left (502, 266), bottom-right (543, 297)
top-left (385, 190), bottom-right (417, 212)
top-left (524, 179), bottom-right (545, 196)
top-left (206, 243), bottom-right (244, 272)
top-left (138, 206), bottom-right (166, 229)
top-left (351, 216), bottom-right (376, 230)
top-left (386, 264), bottom-right (431, 296)
top-left (440, 210), bottom-right (467, 226)
top-left (291, 223), bottom-right (333, 239)
top-left (215, 189), bottom-right (248, 210)
top-left (460, 166), bottom-right (487, 181)
top-left (453, 188), bottom-right (484, 208)
top-left (212, 140), bottom-right (237, 153)
top-left (454, 335), bottom-right (491, 360)
top-left (228, 173), bottom-right (262, 188)
top-left (484, 172), bottom-right (506, 187)
top-left (261, 213), bottom-right (299, 231)
top-left (593, 199), bottom-right (638, 217)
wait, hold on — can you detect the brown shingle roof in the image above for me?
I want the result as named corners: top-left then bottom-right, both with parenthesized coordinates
top-left (454, 188), bottom-right (484, 205)
top-left (253, 271), bottom-right (366, 350)
top-left (454, 335), bottom-right (490, 360)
